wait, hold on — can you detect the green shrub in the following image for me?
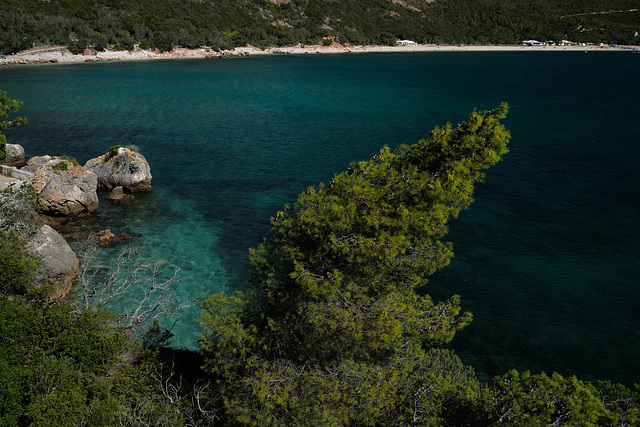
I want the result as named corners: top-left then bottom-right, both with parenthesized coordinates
top-left (104, 145), bottom-right (125, 162)
top-left (139, 40), bottom-right (154, 50)
top-left (0, 91), bottom-right (27, 163)
top-left (109, 145), bottom-right (124, 156)
top-left (0, 229), bottom-right (40, 294)
top-left (56, 308), bottom-right (128, 374)
top-left (52, 161), bottom-right (70, 172)
top-left (52, 157), bottom-right (79, 172)
top-left (67, 40), bottom-right (86, 55)
top-left (59, 155), bottom-right (79, 166)
top-left (0, 134), bottom-right (6, 163)
top-left (0, 183), bottom-right (41, 235)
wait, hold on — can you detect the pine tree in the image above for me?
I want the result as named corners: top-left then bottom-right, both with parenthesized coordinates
top-left (200, 104), bottom-right (511, 425)
top-left (0, 90), bottom-right (27, 163)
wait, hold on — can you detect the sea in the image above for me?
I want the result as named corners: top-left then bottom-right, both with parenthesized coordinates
top-left (1, 51), bottom-right (638, 385)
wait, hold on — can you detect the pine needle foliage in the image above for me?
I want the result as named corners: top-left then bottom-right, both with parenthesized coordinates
top-left (200, 104), bottom-right (510, 424)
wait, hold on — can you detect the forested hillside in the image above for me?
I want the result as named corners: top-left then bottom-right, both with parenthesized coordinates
top-left (0, 0), bottom-right (638, 54)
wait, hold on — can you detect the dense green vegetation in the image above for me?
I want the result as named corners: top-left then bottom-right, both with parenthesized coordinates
top-left (0, 288), bottom-right (203, 426)
top-left (0, 184), bottom-right (189, 425)
top-left (0, 0), bottom-right (638, 54)
top-left (0, 229), bottom-right (39, 293)
top-left (2, 92), bottom-right (640, 424)
top-left (0, 91), bottom-right (27, 162)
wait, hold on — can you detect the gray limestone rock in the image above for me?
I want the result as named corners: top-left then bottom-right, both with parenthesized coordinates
top-left (27, 156), bottom-right (99, 216)
top-left (23, 155), bottom-right (53, 173)
top-left (27, 225), bottom-right (79, 300)
top-left (4, 144), bottom-right (26, 167)
top-left (84, 147), bottom-right (152, 192)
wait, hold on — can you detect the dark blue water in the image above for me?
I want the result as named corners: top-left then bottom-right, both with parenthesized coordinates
top-left (1, 51), bottom-right (638, 385)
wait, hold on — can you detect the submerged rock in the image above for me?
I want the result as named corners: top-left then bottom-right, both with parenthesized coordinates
top-left (108, 186), bottom-right (134, 204)
top-left (99, 229), bottom-right (134, 247)
top-left (84, 147), bottom-right (152, 192)
top-left (27, 225), bottom-right (79, 300)
top-left (26, 156), bottom-right (99, 216)
top-left (99, 229), bottom-right (119, 247)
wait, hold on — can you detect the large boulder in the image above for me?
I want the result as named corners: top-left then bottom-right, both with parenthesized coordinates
top-left (84, 147), bottom-right (152, 192)
top-left (27, 225), bottom-right (79, 300)
top-left (26, 156), bottom-right (99, 216)
top-left (4, 144), bottom-right (26, 167)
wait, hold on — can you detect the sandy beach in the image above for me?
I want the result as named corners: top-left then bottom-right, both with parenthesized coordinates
top-left (0, 43), bottom-right (636, 66)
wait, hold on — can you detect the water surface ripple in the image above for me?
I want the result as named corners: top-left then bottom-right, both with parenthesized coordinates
top-left (1, 51), bottom-right (638, 384)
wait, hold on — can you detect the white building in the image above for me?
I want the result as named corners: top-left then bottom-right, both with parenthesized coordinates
top-left (396, 40), bottom-right (418, 46)
top-left (522, 40), bottom-right (544, 46)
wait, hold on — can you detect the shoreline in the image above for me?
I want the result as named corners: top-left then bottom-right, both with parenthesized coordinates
top-left (1, 43), bottom-right (637, 66)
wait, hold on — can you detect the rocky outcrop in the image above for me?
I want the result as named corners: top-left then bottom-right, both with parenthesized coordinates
top-left (108, 186), bottom-right (134, 204)
top-left (99, 229), bottom-right (134, 247)
top-left (27, 225), bottom-right (79, 300)
top-left (22, 155), bottom-right (51, 173)
top-left (84, 147), bottom-right (152, 192)
top-left (4, 144), bottom-right (26, 167)
top-left (99, 229), bottom-right (119, 247)
top-left (26, 156), bottom-right (99, 216)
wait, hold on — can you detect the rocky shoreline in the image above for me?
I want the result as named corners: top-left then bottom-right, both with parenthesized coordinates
top-left (0, 144), bottom-right (152, 299)
top-left (1, 42), bottom-right (636, 66)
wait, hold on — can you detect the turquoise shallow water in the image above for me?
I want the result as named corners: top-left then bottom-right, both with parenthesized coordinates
top-left (1, 51), bottom-right (638, 385)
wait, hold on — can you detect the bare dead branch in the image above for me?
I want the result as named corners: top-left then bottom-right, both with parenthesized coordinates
top-left (75, 236), bottom-right (203, 331)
